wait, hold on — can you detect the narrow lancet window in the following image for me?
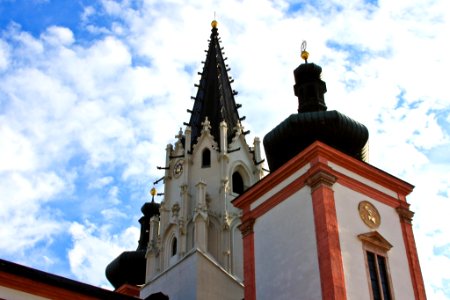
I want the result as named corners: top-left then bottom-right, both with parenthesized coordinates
top-left (202, 148), bottom-right (211, 168)
top-left (171, 237), bottom-right (177, 257)
top-left (232, 171), bottom-right (244, 195)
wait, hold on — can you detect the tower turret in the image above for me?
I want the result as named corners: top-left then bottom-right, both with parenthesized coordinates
top-left (264, 43), bottom-right (369, 171)
top-left (105, 189), bottom-right (160, 289)
top-left (140, 20), bottom-right (263, 300)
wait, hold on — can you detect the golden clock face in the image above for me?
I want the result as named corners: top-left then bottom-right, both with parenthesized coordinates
top-left (173, 160), bottom-right (184, 177)
top-left (358, 201), bottom-right (381, 229)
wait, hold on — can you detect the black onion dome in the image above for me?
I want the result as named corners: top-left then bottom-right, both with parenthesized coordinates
top-left (105, 250), bottom-right (146, 289)
top-left (264, 59), bottom-right (368, 172)
top-left (141, 200), bottom-right (160, 218)
top-left (105, 199), bottom-right (160, 289)
top-left (264, 111), bottom-right (368, 171)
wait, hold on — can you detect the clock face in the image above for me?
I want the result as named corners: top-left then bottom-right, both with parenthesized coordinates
top-left (173, 160), bottom-right (184, 178)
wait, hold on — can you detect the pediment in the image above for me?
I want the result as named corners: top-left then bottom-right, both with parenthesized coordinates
top-left (358, 231), bottom-right (393, 252)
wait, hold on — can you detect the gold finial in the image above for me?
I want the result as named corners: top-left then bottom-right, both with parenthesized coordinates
top-left (301, 40), bottom-right (309, 63)
top-left (150, 187), bottom-right (157, 197)
top-left (211, 11), bottom-right (218, 28)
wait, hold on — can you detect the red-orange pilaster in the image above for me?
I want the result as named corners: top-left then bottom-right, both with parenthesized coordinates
top-left (239, 218), bottom-right (256, 300)
top-left (307, 169), bottom-right (347, 300)
top-left (397, 204), bottom-right (427, 300)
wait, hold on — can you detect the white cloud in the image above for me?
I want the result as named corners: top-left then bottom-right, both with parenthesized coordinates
top-left (0, 39), bottom-right (10, 71)
top-left (68, 221), bottom-right (139, 286)
top-left (0, 171), bottom-right (68, 254)
top-left (0, 125), bottom-right (37, 172)
top-left (81, 5), bottom-right (96, 23)
top-left (89, 176), bottom-right (114, 189)
top-left (41, 26), bottom-right (74, 46)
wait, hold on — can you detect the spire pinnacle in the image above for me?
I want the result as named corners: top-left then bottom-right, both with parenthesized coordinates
top-left (211, 19), bottom-right (218, 28)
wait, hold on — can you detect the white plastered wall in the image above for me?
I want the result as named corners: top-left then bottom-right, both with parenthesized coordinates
top-left (333, 182), bottom-right (415, 300)
top-left (253, 187), bottom-right (322, 300)
top-left (140, 250), bottom-right (243, 300)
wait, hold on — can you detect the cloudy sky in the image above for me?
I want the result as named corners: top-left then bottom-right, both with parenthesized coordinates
top-left (0, 0), bottom-right (449, 297)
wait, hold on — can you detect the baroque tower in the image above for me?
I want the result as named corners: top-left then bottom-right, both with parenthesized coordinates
top-left (233, 46), bottom-right (426, 300)
top-left (140, 20), bottom-right (264, 300)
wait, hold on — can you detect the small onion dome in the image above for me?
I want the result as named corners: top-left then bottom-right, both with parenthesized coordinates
top-left (141, 201), bottom-right (160, 218)
top-left (211, 19), bottom-right (218, 28)
top-left (105, 250), bottom-right (146, 289)
top-left (141, 187), bottom-right (160, 217)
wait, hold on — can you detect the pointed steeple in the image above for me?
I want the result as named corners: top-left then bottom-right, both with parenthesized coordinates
top-left (188, 20), bottom-right (242, 148)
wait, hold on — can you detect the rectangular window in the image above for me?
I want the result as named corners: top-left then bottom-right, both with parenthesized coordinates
top-left (366, 251), bottom-right (392, 300)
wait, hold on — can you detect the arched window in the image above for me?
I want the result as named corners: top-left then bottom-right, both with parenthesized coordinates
top-left (202, 148), bottom-right (211, 168)
top-left (171, 237), bottom-right (177, 257)
top-left (232, 171), bottom-right (244, 195)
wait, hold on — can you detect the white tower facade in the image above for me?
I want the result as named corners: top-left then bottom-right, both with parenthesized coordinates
top-left (141, 21), bottom-right (264, 300)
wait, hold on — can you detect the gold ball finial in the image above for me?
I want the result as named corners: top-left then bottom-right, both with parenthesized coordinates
top-left (211, 20), bottom-right (218, 28)
top-left (301, 40), bottom-right (309, 62)
top-left (150, 187), bottom-right (157, 197)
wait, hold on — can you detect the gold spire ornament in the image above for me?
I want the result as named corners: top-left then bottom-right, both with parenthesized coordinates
top-left (301, 40), bottom-right (309, 63)
top-left (150, 187), bottom-right (157, 197)
top-left (211, 19), bottom-right (218, 28)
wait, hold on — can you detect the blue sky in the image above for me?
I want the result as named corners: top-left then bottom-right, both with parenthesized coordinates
top-left (0, 0), bottom-right (449, 297)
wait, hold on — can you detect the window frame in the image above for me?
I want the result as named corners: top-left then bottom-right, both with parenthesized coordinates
top-left (359, 232), bottom-right (395, 300)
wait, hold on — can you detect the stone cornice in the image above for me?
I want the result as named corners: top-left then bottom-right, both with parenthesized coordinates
top-left (396, 206), bottom-right (415, 224)
top-left (306, 169), bottom-right (337, 191)
top-left (238, 218), bottom-right (255, 237)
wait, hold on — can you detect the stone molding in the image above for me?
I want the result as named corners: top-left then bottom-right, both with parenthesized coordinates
top-left (238, 218), bottom-right (255, 237)
top-left (396, 206), bottom-right (414, 224)
top-left (306, 169), bottom-right (337, 191)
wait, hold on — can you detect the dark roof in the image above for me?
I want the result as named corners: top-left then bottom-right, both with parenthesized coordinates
top-left (188, 24), bottom-right (243, 148)
top-left (0, 259), bottom-right (137, 299)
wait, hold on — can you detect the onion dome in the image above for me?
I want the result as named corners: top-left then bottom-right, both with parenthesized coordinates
top-left (106, 188), bottom-right (160, 289)
top-left (264, 43), bottom-right (368, 172)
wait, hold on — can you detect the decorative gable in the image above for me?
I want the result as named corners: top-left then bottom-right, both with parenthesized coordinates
top-left (358, 231), bottom-right (393, 252)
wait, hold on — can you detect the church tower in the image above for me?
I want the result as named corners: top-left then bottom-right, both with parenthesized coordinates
top-left (233, 47), bottom-right (426, 299)
top-left (140, 20), bottom-right (264, 300)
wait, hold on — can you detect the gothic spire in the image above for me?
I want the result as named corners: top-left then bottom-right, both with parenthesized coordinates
top-left (188, 20), bottom-right (242, 148)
